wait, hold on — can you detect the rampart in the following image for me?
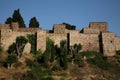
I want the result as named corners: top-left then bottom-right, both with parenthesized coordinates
top-left (0, 22), bottom-right (120, 56)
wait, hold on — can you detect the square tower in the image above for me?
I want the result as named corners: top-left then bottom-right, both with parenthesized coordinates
top-left (89, 22), bottom-right (108, 32)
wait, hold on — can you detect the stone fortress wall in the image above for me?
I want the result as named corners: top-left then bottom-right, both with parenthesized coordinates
top-left (0, 22), bottom-right (120, 56)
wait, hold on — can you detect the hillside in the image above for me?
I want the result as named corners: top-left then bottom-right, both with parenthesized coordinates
top-left (0, 51), bottom-right (120, 80)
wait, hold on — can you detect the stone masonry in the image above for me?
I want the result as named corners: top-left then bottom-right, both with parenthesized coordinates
top-left (0, 22), bottom-right (120, 56)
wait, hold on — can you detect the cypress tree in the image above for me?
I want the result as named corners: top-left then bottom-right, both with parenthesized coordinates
top-left (29, 17), bottom-right (39, 28)
top-left (12, 9), bottom-right (26, 28)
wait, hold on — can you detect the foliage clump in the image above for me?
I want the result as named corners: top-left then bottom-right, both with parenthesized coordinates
top-left (62, 22), bottom-right (76, 30)
top-left (5, 9), bottom-right (26, 28)
top-left (29, 17), bottom-right (39, 28)
top-left (6, 54), bottom-right (17, 68)
top-left (8, 36), bottom-right (28, 58)
top-left (27, 34), bottom-right (36, 53)
top-left (116, 50), bottom-right (120, 55)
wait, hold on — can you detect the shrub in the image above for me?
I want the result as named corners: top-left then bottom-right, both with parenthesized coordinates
top-left (52, 65), bottom-right (62, 71)
top-left (6, 54), bottom-right (17, 65)
top-left (87, 52), bottom-right (110, 69)
top-left (27, 34), bottom-right (36, 53)
top-left (21, 71), bottom-right (37, 80)
top-left (0, 45), bottom-right (3, 52)
top-left (25, 59), bottom-right (34, 68)
top-left (116, 50), bottom-right (120, 55)
top-left (74, 57), bottom-right (83, 65)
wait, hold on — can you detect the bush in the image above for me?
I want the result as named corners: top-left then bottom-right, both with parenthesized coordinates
top-left (0, 45), bottom-right (3, 52)
top-left (21, 71), bottom-right (37, 80)
top-left (25, 59), bottom-right (34, 68)
top-left (116, 50), bottom-right (120, 55)
top-left (74, 56), bottom-right (83, 65)
top-left (6, 54), bottom-right (17, 65)
top-left (87, 52), bottom-right (110, 69)
top-left (118, 58), bottom-right (120, 63)
top-left (73, 51), bottom-right (110, 69)
top-left (52, 65), bottom-right (62, 71)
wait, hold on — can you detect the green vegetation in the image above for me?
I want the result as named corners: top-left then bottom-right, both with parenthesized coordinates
top-left (29, 17), bottom-right (39, 28)
top-left (0, 45), bottom-right (3, 57)
top-left (116, 50), bottom-right (120, 55)
top-left (8, 36), bottom-right (28, 57)
top-left (22, 38), bottom-right (69, 79)
top-left (5, 17), bottom-right (12, 24)
top-left (5, 9), bottom-right (26, 28)
top-left (5, 9), bottom-right (41, 28)
top-left (59, 40), bottom-right (68, 70)
top-left (8, 43), bottom-right (16, 54)
top-left (46, 37), bottom-right (55, 62)
top-left (24, 58), bottom-right (53, 80)
top-left (79, 51), bottom-right (111, 69)
top-left (6, 54), bottom-right (17, 68)
top-left (27, 34), bottom-right (36, 53)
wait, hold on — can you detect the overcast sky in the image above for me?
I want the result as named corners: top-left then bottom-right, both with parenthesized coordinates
top-left (0, 0), bottom-right (120, 35)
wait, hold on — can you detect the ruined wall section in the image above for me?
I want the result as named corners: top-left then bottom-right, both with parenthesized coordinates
top-left (69, 30), bottom-right (100, 52)
top-left (36, 30), bottom-right (46, 52)
top-left (101, 32), bottom-right (116, 56)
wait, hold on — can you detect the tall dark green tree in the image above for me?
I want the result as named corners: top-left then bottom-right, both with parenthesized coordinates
top-left (59, 40), bottom-right (68, 70)
top-left (29, 17), bottom-right (39, 28)
top-left (46, 38), bottom-right (55, 62)
top-left (27, 34), bottom-right (36, 53)
top-left (12, 9), bottom-right (26, 28)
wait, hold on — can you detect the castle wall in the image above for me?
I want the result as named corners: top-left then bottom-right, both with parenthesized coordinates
top-left (69, 30), bottom-right (100, 52)
top-left (0, 22), bottom-right (120, 56)
top-left (101, 32), bottom-right (116, 56)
